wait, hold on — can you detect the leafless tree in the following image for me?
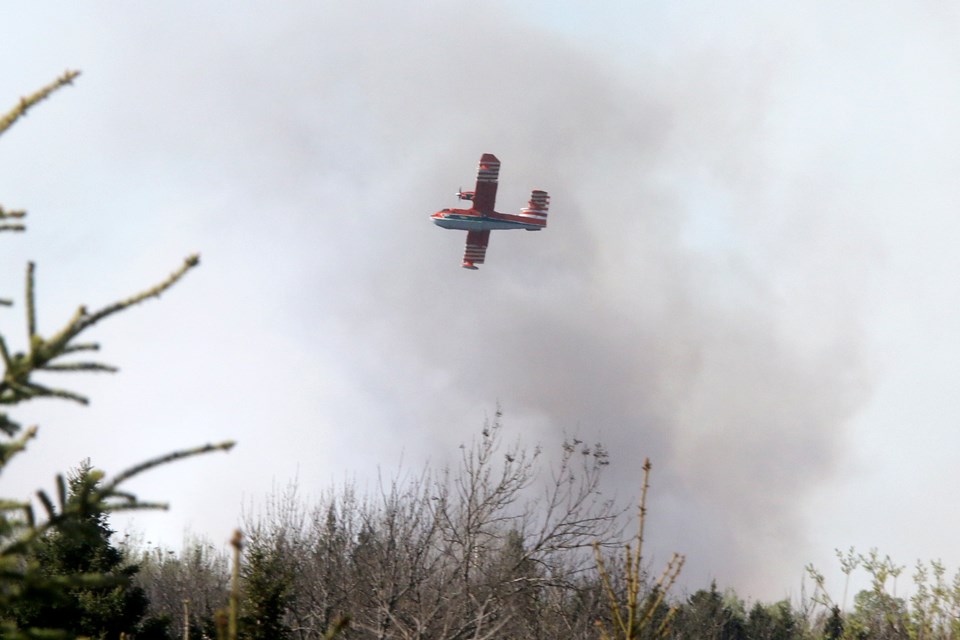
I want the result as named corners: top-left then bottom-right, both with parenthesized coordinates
top-left (134, 535), bottom-right (231, 638)
top-left (135, 413), bottom-right (631, 640)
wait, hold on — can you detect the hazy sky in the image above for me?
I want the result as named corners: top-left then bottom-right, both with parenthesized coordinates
top-left (3, 1), bottom-right (960, 601)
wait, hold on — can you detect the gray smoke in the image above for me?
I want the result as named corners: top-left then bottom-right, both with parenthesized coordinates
top-left (255, 2), bottom-right (875, 596)
top-left (9, 1), bottom-right (928, 598)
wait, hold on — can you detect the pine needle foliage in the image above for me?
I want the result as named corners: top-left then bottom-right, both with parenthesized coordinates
top-left (12, 460), bottom-right (160, 637)
top-left (0, 72), bottom-right (235, 638)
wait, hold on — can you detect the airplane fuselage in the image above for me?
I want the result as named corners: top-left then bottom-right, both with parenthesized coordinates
top-left (431, 208), bottom-right (545, 232)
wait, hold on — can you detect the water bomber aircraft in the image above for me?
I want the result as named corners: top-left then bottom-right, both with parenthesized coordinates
top-left (431, 153), bottom-right (550, 269)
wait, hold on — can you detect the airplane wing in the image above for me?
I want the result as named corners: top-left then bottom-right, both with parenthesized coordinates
top-left (472, 153), bottom-right (500, 214)
top-left (462, 229), bottom-right (490, 270)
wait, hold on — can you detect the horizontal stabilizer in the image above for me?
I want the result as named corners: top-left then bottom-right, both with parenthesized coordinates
top-left (519, 189), bottom-right (549, 227)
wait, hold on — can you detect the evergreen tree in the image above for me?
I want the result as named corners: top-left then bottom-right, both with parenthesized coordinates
top-left (10, 460), bottom-right (158, 638)
top-left (744, 600), bottom-right (799, 640)
top-left (240, 537), bottom-right (293, 640)
top-left (671, 582), bottom-right (746, 640)
top-left (822, 605), bottom-right (844, 640)
top-left (745, 602), bottom-right (773, 640)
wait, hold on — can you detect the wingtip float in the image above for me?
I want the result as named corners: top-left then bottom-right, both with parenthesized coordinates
top-left (431, 154), bottom-right (550, 270)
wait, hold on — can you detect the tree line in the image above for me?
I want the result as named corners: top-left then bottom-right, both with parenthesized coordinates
top-left (137, 416), bottom-right (625, 639)
top-left (16, 417), bottom-right (960, 640)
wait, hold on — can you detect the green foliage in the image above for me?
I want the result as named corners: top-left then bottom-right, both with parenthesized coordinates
top-left (822, 605), bottom-right (844, 640)
top-left (670, 582), bottom-right (746, 640)
top-left (910, 558), bottom-right (960, 640)
top-left (742, 600), bottom-right (799, 640)
top-left (239, 533), bottom-right (294, 640)
top-left (846, 588), bottom-right (907, 640)
top-left (0, 72), bottom-right (234, 638)
top-left (0, 439), bottom-right (233, 638)
top-left (805, 547), bottom-right (960, 640)
top-left (7, 460), bottom-right (156, 638)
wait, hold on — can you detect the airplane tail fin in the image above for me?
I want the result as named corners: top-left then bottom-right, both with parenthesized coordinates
top-left (520, 190), bottom-right (549, 227)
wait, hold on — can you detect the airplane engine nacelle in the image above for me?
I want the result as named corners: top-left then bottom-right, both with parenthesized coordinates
top-left (456, 189), bottom-right (476, 201)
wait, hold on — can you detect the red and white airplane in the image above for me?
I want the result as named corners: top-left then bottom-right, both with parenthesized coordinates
top-left (431, 153), bottom-right (549, 269)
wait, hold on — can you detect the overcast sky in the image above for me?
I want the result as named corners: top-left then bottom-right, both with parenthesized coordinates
top-left (3, 1), bottom-right (960, 601)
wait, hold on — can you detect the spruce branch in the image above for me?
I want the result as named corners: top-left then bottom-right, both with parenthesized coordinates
top-left (1, 441), bottom-right (234, 561)
top-left (45, 254), bottom-right (200, 353)
top-left (0, 255), bottom-right (200, 428)
top-left (0, 337), bottom-right (12, 372)
top-left (25, 261), bottom-right (37, 344)
top-left (102, 501), bottom-right (170, 515)
top-left (2, 379), bottom-right (46, 402)
top-left (0, 207), bottom-right (26, 220)
top-left (13, 381), bottom-right (89, 405)
top-left (36, 490), bottom-right (55, 519)
top-left (40, 363), bottom-right (119, 373)
top-left (0, 69), bottom-right (80, 138)
top-left (103, 439), bottom-right (236, 491)
top-left (0, 425), bottom-right (37, 465)
top-left (59, 343), bottom-right (99, 355)
top-left (55, 474), bottom-right (66, 511)
top-left (0, 415), bottom-right (18, 437)
top-left (0, 206), bottom-right (26, 234)
top-left (0, 70), bottom-right (78, 237)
